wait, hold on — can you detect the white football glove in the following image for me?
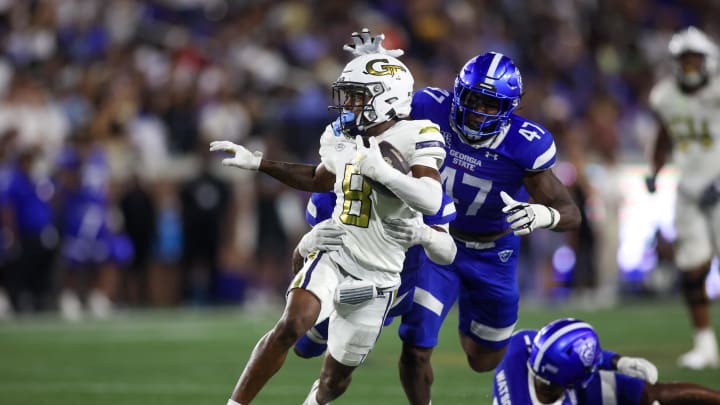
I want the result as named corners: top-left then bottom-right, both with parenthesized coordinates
top-left (352, 135), bottom-right (394, 184)
top-left (343, 28), bottom-right (405, 58)
top-left (500, 191), bottom-right (560, 236)
top-left (617, 356), bottom-right (659, 384)
top-left (383, 218), bottom-right (432, 248)
top-left (297, 219), bottom-right (346, 257)
top-left (209, 140), bottom-right (263, 170)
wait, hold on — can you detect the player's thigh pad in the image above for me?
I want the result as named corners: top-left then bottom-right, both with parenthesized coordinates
top-left (456, 241), bottom-right (519, 349)
top-left (399, 259), bottom-right (460, 347)
top-left (288, 252), bottom-right (343, 324)
top-left (674, 195), bottom-right (714, 269)
top-left (327, 286), bottom-right (395, 366)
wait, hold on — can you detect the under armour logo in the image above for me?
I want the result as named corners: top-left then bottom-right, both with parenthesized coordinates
top-left (485, 151), bottom-right (498, 160)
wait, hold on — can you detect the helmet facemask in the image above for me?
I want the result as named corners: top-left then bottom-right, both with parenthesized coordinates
top-left (674, 52), bottom-right (711, 91)
top-left (451, 82), bottom-right (519, 141)
top-left (330, 81), bottom-right (387, 138)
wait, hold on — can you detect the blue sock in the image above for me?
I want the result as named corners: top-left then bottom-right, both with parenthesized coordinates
top-left (294, 318), bottom-right (329, 358)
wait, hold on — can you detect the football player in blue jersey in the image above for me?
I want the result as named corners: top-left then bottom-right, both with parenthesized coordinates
top-left (345, 29), bottom-right (582, 404)
top-left (493, 318), bottom-right (720, 404)
top-left (292, 191), bottom-right (458, 358)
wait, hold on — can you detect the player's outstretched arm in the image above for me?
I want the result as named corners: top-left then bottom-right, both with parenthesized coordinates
top-left (521, 169), bottom-right (581, 232)
top-left (645, 382), bottom-right (720, 404)
top-left (353, 136), bottom-right (442, 214)
top-left (209, 140), bottom-right (334, 192)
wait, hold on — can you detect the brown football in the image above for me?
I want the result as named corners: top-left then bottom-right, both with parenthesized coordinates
top-left (364, 138), bottom-right (411, 198)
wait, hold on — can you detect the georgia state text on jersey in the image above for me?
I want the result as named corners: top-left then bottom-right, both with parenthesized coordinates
top-left (411, 87), bottom-right (556, 235)
top-left (318, 119), bottom-right (445, 288)
top-left (492, 330), bottom-right (646, 405)
top-left (649, 75), bottom-right (720, 199)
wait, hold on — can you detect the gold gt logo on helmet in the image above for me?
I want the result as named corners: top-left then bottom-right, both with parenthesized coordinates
top-left (365, 59), bottom-right (407, 77)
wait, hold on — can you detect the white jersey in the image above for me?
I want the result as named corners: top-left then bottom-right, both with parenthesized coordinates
top-left (649, 75), bottom-right (720, 198)
top-left (318, 119), bottom-right (445, 288)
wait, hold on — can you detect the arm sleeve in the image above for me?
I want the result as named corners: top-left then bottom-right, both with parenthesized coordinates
top-left (382, 173), bottom-right (442, 215)
top-left (380, 123), bottom-right (446, 214)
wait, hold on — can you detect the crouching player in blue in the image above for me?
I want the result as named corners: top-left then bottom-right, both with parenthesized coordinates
top-left (494, 318), bottom-right (720, 405)
top-left (293, 190), bottom-right (457, 358)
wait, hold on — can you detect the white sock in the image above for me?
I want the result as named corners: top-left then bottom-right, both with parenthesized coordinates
top-left (695, 328), bottom-right (718, 352)
top-left (302, 379), bottom-right (322, 405)
top-left (227, 399), bottom-right (243, 405)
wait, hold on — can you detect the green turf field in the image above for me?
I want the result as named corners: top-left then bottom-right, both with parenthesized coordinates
top-left (1, 299), bottom-right (719, 404)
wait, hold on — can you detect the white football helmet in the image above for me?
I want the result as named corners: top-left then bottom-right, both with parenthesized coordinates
top-left (668, 26), bottom-right (718, 88)
top-left (331, 53), bottom-right (413, 135)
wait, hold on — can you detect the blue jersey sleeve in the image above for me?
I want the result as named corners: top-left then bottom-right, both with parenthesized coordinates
top-left (493, 330), bottom-right (537, 404)
top-left (506, 115), bottom-right (557, 172)
top-left (578, 370), bottom-right (645, 405)
top-left (305, 192), bottom-right (336, 226)
top-left (599, 350), bottom-right (620, 370)
top-left (411, 87), bottom-right (453, 129)
top-left (422, 194), bottom-right (456, 226)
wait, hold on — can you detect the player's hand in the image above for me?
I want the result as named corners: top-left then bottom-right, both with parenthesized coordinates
top-left (383, 218), bottom-right (432, 248)
top-left (343, 28), bottom-right (404, 58)
top-left (297, 219), bottom-right (346, 257)
top-left (331, 111), bottom-right (356, 137)
top-left (617, 356), bottom-right (658, 384)
top-left (500, 191), bottom-right (559, 236)
top-left (645, 174), bottom-right (657, 193)
top-left (353, 135), bottom-right (392, 184)
top-left (209, 140), bottom-right (263, 170)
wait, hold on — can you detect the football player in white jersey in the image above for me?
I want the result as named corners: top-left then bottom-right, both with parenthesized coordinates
top-left (647, 26), bottom-right (720, 370)
top-left (209, 53), bottom-right (447, 405)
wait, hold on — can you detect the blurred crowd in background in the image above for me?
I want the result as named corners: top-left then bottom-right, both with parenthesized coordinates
top-left (0, 0), bottom-right (718, 320)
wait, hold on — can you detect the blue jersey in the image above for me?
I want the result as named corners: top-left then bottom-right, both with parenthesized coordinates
top-left (57, 146), bottom-right (111, 239)
top-left (492, 330), bottom-right (645, 405)
top-left (412, 87), bottom-right (556, 234)
top-left (2, 164), bottom-right (54, 236)
top-left (57, 146), bottom-right (132, 266)
top-left (397, 88), bottom-right (558, 349)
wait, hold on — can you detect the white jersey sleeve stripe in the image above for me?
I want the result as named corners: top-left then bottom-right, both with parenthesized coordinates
top-left (599, 370), bottom-right (618, 405)
top-left (531, 141), bottom-right (556, 170)
top-left (306, 199), bottom-right (318, 221)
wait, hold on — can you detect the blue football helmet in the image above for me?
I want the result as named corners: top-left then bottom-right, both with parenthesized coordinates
top-left (451, 52), bottom-right (522, 142)
top-left (528, 318), bottom-right (602, 389)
